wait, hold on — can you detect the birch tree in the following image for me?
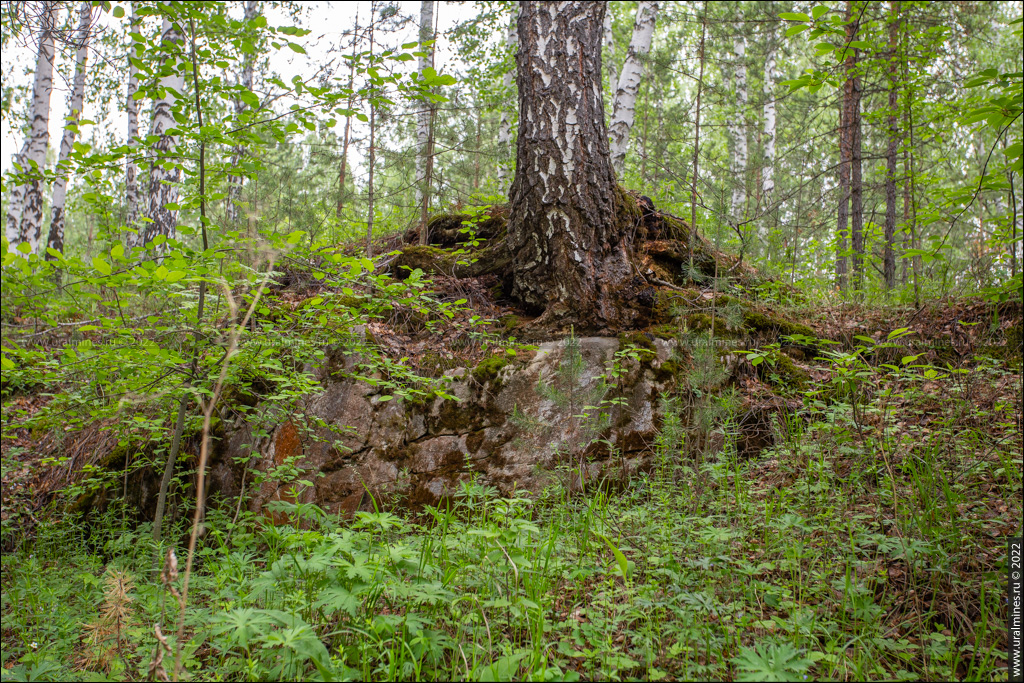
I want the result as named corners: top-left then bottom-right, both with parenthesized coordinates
top-left (608, 0), bottom-right (658, 176)
top-left (496, 2), bottom-right (519, 193)
top-left (141, 8), bottom-right (186, 252)
top-left (5, 1), bottom-right (57, 254)
top-left (46, 1), bottom-right (94, 259)
top-left (124, 4), bottom-right (143, 249)
top-left (762, 20), bottom-right (778, 202)
top-left (414, 0), bottom-right (434, 219)
top-left (226, 1), bottom-right (259, 227)
top-left (603, 9), bottom-right (617, 95)
top-left (509, 1), bottom-right (636, 328)
top-left (729, 35), bottom-right (748, 222)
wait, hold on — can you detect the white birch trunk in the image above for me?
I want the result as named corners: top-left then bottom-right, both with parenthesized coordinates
top-left (47, 1), bottom-right (93, 258)
top-left (143, 10), bottom-right (185, 253)
top-left (603, 9), bottom-right (617, 97)
top-left (762, 29), bottom-right (778, 200)
top-left (124, 3), bottom-right (143, 249)
top-left (226, 0), bottom-right (259, 226)
top-left (414, 0), bottom-right (435, 209)
top-left (729, 35), bottom-right (748, 221)
top-left (5, 2), bottom-right (57, 254)
top-left (496, 2), bottom-right (519, 192)
top-left (608, 1), bottom-right (658, 176)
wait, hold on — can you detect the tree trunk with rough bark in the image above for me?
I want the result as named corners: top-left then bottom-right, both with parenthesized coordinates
top-left (883, 0), bottom-right (899, 290)
top-left (337, 16), bottom-right (360, 221)
top-left (508, 1), bottom-right (636, 330)
top-left (226, 0), bottom-right (259, 227)
top-left (6, 2), bottom-right (56, 254)
top-left (497, 2), bottom-right (519, 193)
top-left (124, 4), bottom-right (143, 250)
top-left (47, 1), bottom-right (93, 259)
top-left (836, 1), bottom-right (856, 291)
top-left (142, 8), bottom-right (186, 253)
top-left (850, 46), bottom-right (865, 291)
top-left (729, 35), bottom-right (748, 222)
top-left (609, 1), bottom-right (658, 176)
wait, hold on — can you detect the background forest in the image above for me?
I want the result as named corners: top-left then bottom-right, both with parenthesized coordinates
top-left (0, 0), bottom-right (1021, 681)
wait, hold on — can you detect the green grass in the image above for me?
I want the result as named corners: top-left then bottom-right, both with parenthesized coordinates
top-left (1, 355), bottom-right (1020, 681)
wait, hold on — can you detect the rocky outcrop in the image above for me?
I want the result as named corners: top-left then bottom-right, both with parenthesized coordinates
top-left (208, 337), bottom-right (679, 518)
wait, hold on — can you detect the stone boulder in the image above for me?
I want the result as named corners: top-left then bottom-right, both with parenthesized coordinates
top-left (208, 337), bottom-right (678, 518)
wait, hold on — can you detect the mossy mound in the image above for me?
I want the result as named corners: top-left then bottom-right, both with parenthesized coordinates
top-left (404, 207), bottom-right (508, 248)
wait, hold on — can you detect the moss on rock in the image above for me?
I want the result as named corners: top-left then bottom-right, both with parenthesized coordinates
top-left (472, 353), bottom-right (512, 387)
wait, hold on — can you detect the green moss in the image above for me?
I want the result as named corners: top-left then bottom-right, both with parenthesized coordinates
top-left (498, 314), bottom-right (520, 335)
top-left (391, 245), bottom-right (456, 279)
top-left (1007, 321), bottom-right (1023, 356)
top-left (617, 331), bottom-right (657, 363)
top-left (742, 310), bottom-right (816, 339)
top-left (758, 352), bottom-right (810, 391)
top-left (649, 324), bottom-right (677, 339)
top-left (472, 353), bottom-right (511, 386)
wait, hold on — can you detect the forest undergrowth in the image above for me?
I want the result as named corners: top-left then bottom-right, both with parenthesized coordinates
top-left (1, 317), bottom-right (1020, 682)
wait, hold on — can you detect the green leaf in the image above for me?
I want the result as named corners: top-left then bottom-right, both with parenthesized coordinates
top-left (785, 24), bottom-right (811, 37)
top-left (811, 5), bottom-right (829, 20)
top-left (164, 270), bottom-right (186, 283)
top-left (287, 42), bottom-right (306, 54)
top-left (779, 12), bottom-right (812, 21)
top-left (596, 533), bottom-right (630, 581)
top-left (92, 256), bottom-right (111, 276)
top-left (0, 355), bottom-right (14, 371)
top-left (113, 5), bottom-right (124, 18)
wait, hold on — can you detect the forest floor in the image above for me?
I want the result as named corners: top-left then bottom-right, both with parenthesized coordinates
top-left (1, 288), bottom-right (1022, 681)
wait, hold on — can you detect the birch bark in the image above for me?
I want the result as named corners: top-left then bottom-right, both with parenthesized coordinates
top-left (603, 10), bottom-right (617, 96)
top-left (729, 35), bottom-right (748, 222)
top-left (6, 2), bottom-right (57, 254)
top-left (47, 1), bottom-right (94, 259)
top-left (609, 0), bottom-right (658, 176)
top-left (414, 0), bottom-right (434, 212)
top-left (124, 4), bottom-right (143, 249)
top-left (497, 2), bottom-right (519, 192)
top-left (762, 23), bottom-right (778, 200)
top-left (142, 9), bottom-right (186, 253)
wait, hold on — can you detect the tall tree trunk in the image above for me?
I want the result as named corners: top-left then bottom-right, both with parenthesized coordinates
top-left (47, 1), bottom-right (93, 260)
top-left (143, 7), bottom-right (186, 253)
top-left (850, 47), bottom-right (864, 291)
top-left (609, 1), bottom-right (658, 176)
top-left (226, 0), bottom-right (259, 227)
top-left (603, 8), bottom-right (617, 96)
top-left (366, 5), bottom-right (377, 258)
top-left (509, 2), bottom-right (637, 329)
top-left (836, 1), bottom-right (855, 291)
top-left (689, 1), bottom-right (707, 272)
top-left (5, 2), bottom-right (56, 254)
top-left (883, 1), bottom-right (899, 290)
top-left (417, 0), bottom-right (437, 245)
top-left (337, 16), bottom-right (360, 221)
top-left (124, 4), bottom-right (143, 250)
top-left (415, 0), bottom-right (434, 215)
top-left (497, 2), bottom-right (519, 194)
top-left (762, 14), bottom-right (778, 201)
top-left (729, 35), bottom-right (748, 222)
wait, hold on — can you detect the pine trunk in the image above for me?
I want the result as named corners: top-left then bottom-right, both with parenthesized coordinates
top-left (850, 50), bottom-right (865, 291)
top-left (124, 4), bottom-right (143, 249)
top-left (729, 35), bottom-right (748, 223)
top-left (143, 9), bottom-right (186, 253)
top-left (226, 1), bottom-right (259, 227)
top-left (497, 3), bottom-right (519, 193)
top-left (508, 1), bottom-right (634, 329)
top-left (47, 1), bottom-right (93, 259)
top-left (836, 1), bottom-right (855, 290)
top-left (6, 2), bottom-right (57, 254)
top-left (883, 1), bottom-right (899, 290)
top-left (609, 1), bottom-right (658, 176)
